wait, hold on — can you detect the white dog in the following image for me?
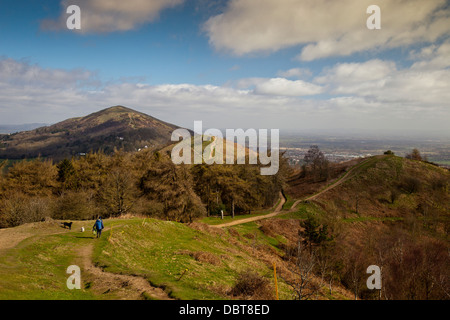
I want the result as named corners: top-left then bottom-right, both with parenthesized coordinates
top-left (81, 227), bottom-right (85, 232)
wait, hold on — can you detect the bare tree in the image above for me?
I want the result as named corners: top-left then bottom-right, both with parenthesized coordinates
top-left (303, 145), bottom-right (329, 182)
top-left (405, 148), bottom-right (422, 161)
top-left (286, 240), bottom-right (320, 300)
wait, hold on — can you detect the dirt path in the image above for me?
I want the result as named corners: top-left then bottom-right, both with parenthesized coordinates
top-left (77, 243), bottom-right (172, 300)
top-left (289, 157), bottom-right (373, 209)
top-left (213, 158), bottom-right (372, 228)
top-left (212, 191), bottom-right (286, 228)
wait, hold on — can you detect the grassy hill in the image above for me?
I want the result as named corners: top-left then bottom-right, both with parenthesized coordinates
top-left (280, 155), bottom-right (449, 299)
top-left (0, 106), bottom-right (181, 161)
top-left (315, 155), bottom-right (449, 221)
top-left (0, 217), bottom-right (297, 300)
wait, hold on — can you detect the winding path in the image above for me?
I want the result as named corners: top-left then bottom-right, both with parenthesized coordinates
top-left (212, 157), bottom-right (373, 228)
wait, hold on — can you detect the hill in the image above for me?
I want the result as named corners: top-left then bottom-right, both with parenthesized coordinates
top-left (0, 217), bottom-right (319, 300)
top-left (203, 155), bottom-right (449, 300)
top-left (313, 155), bottom-right (450, 221)
top-left (281, 155), bottom-right (450, 299)
top-left (0, 106), bottom-right (181, 160)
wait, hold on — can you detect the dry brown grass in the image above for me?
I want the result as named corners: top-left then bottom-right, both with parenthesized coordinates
top-left (176, 249), bottom-right (222, 266)
top-left (188, 222), bottom-right (226, 237)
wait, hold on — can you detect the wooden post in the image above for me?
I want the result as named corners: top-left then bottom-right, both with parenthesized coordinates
top-left (273, 262), bottom-right (279, 300)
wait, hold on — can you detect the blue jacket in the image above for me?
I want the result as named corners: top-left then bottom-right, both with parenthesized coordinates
top-left (95, 219), bottom-right (104, 230)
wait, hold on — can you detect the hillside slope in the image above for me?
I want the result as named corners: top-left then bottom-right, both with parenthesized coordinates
top-left (284, 155), bottom-right (450, 300)
top-left (315, 155), bottom-right (449, 221)
top-left (0, 106), bottom-right (180, 160)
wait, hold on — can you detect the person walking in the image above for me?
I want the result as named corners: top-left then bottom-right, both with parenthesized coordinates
top-left (93, 216), bottom-right (104, 238)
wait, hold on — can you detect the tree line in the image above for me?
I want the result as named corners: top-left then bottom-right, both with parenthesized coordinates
top-left (0, 149), bottom-right (289, 228)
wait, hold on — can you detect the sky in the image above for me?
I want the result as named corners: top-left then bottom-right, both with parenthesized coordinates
top-left (0, 0), bottom-right (449, 137)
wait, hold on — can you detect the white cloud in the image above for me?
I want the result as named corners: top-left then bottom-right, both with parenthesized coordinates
top-left (204, 0), bottom-right (449, 60)
top-left (41, 0), bottom-right (184, 33)
top-left (410, 40), bottom-right (450, 70)
top-left (312, 42), bottom-right (450, 112)
top-left (315, 59), bottom-right (396, 85)
top-left (0, 54), bottom-right (449, 135)
top-left (253, 78), bottom-right (323, 96)
top-left (277, 68), bottom-right (312, 79)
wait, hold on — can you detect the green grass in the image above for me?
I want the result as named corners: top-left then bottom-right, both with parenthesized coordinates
top-left (282, 193), bottom-right (295, 210)
top-left (0, 231), bottom-right (97, 299)
top-left (93, 218), bottom-right (292, 300)
top-left (279, 202), bottom-right (325, 220)
top-left (0, 218), bottom-right (294, 300)
top-left (228, 222), bottom-right (286, 251)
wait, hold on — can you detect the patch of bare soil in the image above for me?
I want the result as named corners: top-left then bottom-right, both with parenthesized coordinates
top-left (77, 243), bottom-right (173, 300)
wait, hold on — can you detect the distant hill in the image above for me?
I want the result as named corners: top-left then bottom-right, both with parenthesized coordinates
top-left (0, 106), bottom-right (181, 160)
top-left (0, 123), bottom-right (48, 134)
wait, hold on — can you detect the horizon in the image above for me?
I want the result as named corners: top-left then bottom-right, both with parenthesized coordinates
top-left (0, 1), bottom-right (449, 137)
top-left (1, 105), bottom-right (450, 141)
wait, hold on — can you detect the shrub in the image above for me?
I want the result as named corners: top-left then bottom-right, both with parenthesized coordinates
top-left (400, 176), bottom-right (422, 194)
top-left (230, 270), bottom-right (274, 300)
top-left (0, 193), bottom-right (52, 227)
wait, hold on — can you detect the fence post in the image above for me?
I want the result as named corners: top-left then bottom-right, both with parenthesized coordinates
top-left (273, 262), bottom-right (279, 300)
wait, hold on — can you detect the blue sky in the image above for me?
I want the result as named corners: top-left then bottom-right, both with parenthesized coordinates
top-left (0, 0), bottom-right (449, 137)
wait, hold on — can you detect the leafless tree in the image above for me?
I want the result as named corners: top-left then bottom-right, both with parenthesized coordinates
top-left (286, 240), bottom-right (321, 300)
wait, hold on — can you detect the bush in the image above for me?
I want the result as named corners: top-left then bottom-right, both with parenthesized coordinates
top-left (230, 270), bottom-right (274, 300)
top-left (0, 193), bottom-right (52, 227)
top-left (400, 176), bottom-right (422, 194)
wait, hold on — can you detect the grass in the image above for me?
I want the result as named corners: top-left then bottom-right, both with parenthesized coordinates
top-left (93, 218), bottom-right (293, 300)
top-left (1, 217), bottom-right (295, 300)
top-left (279, 201), bottom-right (326, 220)
top-left (0, 228), bottom-right (97, 299)
top-left (282, 193), bottom-right (295, 210)
top-left (342, 216), bottom-right (404, 223)
top-left (228, 222), bottom-right (287, 251)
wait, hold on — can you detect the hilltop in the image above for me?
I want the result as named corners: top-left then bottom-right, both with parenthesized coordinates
top-left (0, 106), bottom-right (181, 160)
